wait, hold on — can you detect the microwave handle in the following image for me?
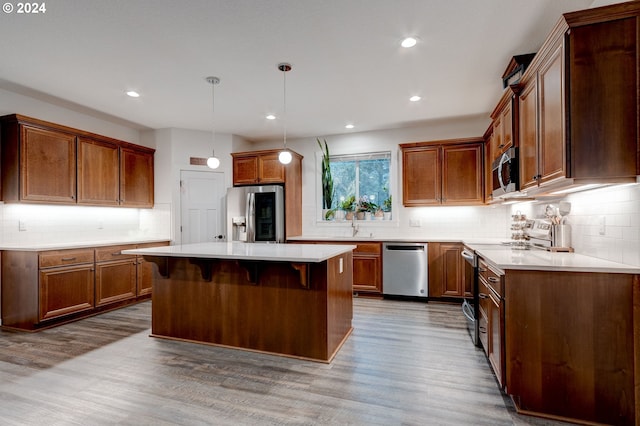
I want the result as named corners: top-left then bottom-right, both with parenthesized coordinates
top-left (245, 192), bottom-right (255, 243)
top-left (497, 151), bottom-right (509, 191)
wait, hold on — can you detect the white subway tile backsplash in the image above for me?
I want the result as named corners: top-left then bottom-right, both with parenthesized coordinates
top-left (509, 183), bottom-right (640, 267)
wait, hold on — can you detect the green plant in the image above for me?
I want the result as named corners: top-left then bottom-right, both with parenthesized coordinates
top-left (317, 138), bottom-right (334, 210)
top-left (382, 195), bottom-right (392, 212)
top-left (357, 196), bottom-right (377, 213)
top-left (340, 195), bottom-right (356, 211)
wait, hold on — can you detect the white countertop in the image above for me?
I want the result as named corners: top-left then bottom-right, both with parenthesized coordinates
top-left (287, 236), bottom-right (507, 244)
top-left (0, 238), bottom-right (170, 251)
top-left (465, 243), bottom-right (640, 274)
top-left (122, 242), bottom-right (357, 263)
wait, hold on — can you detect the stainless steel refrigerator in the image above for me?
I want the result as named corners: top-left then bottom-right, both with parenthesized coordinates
top-left (225, 185), bottom-right (285, 243)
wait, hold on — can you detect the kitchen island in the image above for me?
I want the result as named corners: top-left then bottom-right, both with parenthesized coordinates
top-left (122, 242), bottom-right (356, 363)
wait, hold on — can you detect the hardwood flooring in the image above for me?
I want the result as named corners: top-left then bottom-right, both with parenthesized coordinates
top-left (0, 298), bottom-right (570, 425)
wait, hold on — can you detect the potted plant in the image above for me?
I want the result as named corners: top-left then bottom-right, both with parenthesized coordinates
top-left (317, 138), bottom-right (334, 220)
top-left (340, 195), bottom-right (356, 220)
top-left (382, 195), bottom-right (392, 220)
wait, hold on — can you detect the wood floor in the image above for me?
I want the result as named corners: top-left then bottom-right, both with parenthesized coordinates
top-left (0, 298), bottom-right (570, 425)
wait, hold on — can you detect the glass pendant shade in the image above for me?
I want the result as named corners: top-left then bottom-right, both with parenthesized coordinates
top-left (278, 150), bottom-right (292, 164)
top-left (207, 155), bottom-right (220, 169)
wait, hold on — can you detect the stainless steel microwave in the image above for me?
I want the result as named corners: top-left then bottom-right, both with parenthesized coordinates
top-left (491, 147), bottom-right (519, 198)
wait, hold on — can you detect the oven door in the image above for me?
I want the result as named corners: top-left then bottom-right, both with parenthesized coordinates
top-left (461, 248), bottom-right (480, 347)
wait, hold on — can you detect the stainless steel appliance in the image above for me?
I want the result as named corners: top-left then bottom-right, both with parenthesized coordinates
top-left (491, 147), bottom-right (519, 198)
top-left (461, 246), bottom-right (480, 347)
top-left (382, 243), bottom-right (428, 298)
top-left (225, 185), bottom-right (285, 243)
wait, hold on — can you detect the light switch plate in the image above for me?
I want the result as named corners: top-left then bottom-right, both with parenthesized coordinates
top-left (18, 220), bottom-right (27, 231)
top-left (409, 218), bottom-right (421, 227)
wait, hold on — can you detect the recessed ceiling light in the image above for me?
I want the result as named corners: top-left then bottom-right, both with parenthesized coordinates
top-left (266, 114), bottom-right (276, 120)
top-left (345, 124), bottom-right (354, 129)
top-left (409, 95), bottom-right (422, 102)
top-left (126, 90), bottom-right (140, 98)
top-left (401, 37), bottom-right (418, 48)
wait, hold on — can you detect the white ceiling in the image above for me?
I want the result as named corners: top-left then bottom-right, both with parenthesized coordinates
top-left (0, 0), bottom-right (596, 142)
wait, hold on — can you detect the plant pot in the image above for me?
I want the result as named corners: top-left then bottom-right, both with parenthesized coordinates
top-left (345, 211), bottom-right (354, 221)
top-left (356, 211), bottom-right (365, 220)
top-left (335, 210), bottom-right (345, 221)
top-left (383, 212), bottom-right (392, 220)
top-left (374, 210), bottom-right (384, 220)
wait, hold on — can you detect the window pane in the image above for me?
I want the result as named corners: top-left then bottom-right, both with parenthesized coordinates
top-left (359, 159), bottom-right (390, 209)
top-left (330, 161), bottom-right (356, 209)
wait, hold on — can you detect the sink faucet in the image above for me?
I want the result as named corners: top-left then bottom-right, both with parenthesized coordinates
top-left (351, 215), bottom-right (359, 237)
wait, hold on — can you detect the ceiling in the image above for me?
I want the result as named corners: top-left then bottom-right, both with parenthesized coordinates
top-left (0, 0), bottom-right (596, 142)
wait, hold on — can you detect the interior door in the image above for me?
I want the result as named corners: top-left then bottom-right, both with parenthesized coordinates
top-left (180, 170), bottom-right (225, 244)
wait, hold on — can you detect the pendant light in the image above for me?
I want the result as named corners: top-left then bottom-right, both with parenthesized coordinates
top-left (205, 76), bottom-right (221, 169)
top-left (278, 62), bottom-right (293, 165)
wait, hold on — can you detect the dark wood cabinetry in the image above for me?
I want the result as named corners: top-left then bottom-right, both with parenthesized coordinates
top-left (0, 114), bottom-right (155, 208)
top-left (232, 149), bottom-right (303, 238)
top-left (77, 137), bottom-right (120, 206)
top-left (518, 4), bottom-right (640, 193)
top-left (95, 245), bottom-right (137, 306)
top-left (428, 242), bottom-right (469, 299)
top-left (478, 258), bottom-right (504, 388)
top-left (401, 139), bottom-right (484, 206)
top-left (489, 87), bottom-right (518, 164)
top-left (1, 241), bottom-right (168, 331)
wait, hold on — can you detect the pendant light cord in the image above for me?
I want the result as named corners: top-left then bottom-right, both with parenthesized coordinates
top-left (282, 66), bottom-right (287, 150)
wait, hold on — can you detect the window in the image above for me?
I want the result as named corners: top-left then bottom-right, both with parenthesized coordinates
top-left (326, 151), bottom-right (391, 215)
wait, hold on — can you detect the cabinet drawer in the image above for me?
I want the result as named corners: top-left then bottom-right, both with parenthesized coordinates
top-left (95, 245), bottom-right (137, 262)
top-left (354, 243), bottom-right (381, 255)
top-left (479, 258), bottom-right (504, 297)
top-left (39, 249), bottom-right (94, 268)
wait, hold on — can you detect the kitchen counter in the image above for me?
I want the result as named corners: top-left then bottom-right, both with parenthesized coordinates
top-left (0, 238), bottom-right (171, 251)
top-left (288, 235), bottom-right (506, 244)
top-left (122, 241), bottom-right (356, 262)
top-left (123, 242), bottom-right (355, 363)
top-left (464, 243), bottom-right (640, 274)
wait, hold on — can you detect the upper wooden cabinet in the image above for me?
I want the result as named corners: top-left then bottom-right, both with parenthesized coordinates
top-left (232, 148), bottom-right (303, 238)
top-left (489, 86), bottom-right (518, 164)
top-left (518, 3), bottom-right (640, 193)
top-left (77, 137), bottom-right (119, 206)
top-left (1, 122), bottom-right (77, 204)
top-left (120, 146), bottom-right (154, 208)
top-left (232, 150), bottom-right (298, 185)
top-left (401, 138), bottom-right (484, 206)
top-left (0, 114), bottom-right (155, 208)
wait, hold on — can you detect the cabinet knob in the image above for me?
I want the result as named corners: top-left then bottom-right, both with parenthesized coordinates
top-left (498, 144), bottom-right (504, 148)
top-left (532, 175), bottom-right (538, 181)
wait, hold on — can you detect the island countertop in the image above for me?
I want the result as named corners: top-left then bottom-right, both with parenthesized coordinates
top-left (122, 242), bottom-right (357, 263)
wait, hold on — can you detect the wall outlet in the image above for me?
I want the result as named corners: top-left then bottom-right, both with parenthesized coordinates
top-left (409, 218), bottom-right (421, 227)
top-left (598, 216), bottom-right (606, 235)
top-left (18, 220), bottom-right (27, 231)
top-left (339, 258), bottom-right (343, 274)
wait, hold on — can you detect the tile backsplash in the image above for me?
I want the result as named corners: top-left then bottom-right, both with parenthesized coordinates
top-left (0, 203), bottom-right (171, 246)
top-left (508, 183), bottom-right (640, 266)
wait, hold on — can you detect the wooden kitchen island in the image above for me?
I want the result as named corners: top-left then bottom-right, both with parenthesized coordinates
top-left (122, 242), bottom-right (355, 363)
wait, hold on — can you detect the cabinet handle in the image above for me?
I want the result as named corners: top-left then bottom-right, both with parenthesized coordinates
top-left (61, 257), bottom-right (76, 261)
top-left (479, 326), bottom-right (487, 333)
top-left (111, 252), bottom-right (122, 256)
top-left (498, 144), bottom-right (504, 148)
top-left (488, 277), bottom-right (500, 284)
top-left (479, 293), bottom-right (488, 299)
top-left (478, 267), bottom-right (487, 273)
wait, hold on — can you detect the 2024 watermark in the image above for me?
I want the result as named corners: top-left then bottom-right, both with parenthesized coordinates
top-left (3, 2), bottom-right (47, 13)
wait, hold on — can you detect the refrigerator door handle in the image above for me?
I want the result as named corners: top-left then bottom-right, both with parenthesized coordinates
top-left (246, 192), bottom-right (255, 242)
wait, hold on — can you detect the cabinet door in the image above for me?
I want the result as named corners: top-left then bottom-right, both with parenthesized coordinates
top-left (20, 125), bottom-right (77, 203)
top-left (488, 290), bottom-right (504, 388)
top-left (353, 254), bottom-right (381, 293)
top-left (402, 146), bottom-right (440, 206)
top-left (77, 138), bottom-right (119, 206)
top-left (120, 147), bottom-right (154, 207)
top-left (39, 264), bottom-right (95, 321)
top-left (258, 153), bottom-right (285, 183)
top-left (499, 102), bottom-right (513, 154)
top-left (538, 45), bottom-right (566, 186)
top-left (95, 259), bottom-right (137, 306)
top-left (519, 78), bottom-right (539, 190)
top-left (233, 155), bottom-right (259, 185)
top-left (442, 144), bottom-right (483, 205)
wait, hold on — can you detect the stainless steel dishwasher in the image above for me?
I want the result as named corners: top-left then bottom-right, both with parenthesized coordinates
top-left (382, 242), bottom-right (428, 298)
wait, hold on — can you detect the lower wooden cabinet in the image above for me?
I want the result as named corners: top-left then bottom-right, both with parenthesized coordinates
top-left (479, 258), bottom-right (504, 388)
top-left (95, 245), bottom-right (137, 306)
top-left (1, 241), bottom-right (168, 331)
top-left (428, 242), bottom-right (469, 299)
top-left (38, 256), bottom-right (95, 321)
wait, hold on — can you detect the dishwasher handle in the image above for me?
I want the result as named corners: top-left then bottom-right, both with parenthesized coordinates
top-left (384, 245), bottom-right (425, 251)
